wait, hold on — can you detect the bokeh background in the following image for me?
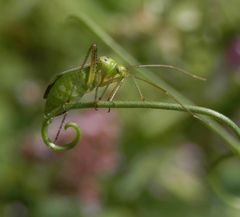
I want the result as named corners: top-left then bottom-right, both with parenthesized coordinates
top-left (0, 0), bottom-right (240, 216)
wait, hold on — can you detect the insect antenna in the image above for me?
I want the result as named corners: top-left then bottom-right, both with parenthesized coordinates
top-left (133, 76), bottom-right (217, 133)
top-left (133, 64), bottom-right (206, 81)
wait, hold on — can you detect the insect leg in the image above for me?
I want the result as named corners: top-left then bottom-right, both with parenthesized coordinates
top-left (94, 85), bottom-right (100, 111)
top-left (54, 99), bottom-right (72, 142)
top-left (87, 44), bottom-right (98, 87)
top-left (54, 112), bottom-right (68, 142)
top-left (80, 44), bottom-right (97, 72)
top-left (130, 74), bottom-right (145, 101)
top-left (107, 79), bottom-right (124, 112)
top-left (107, 79), bottom-right (124, 101)
top-left (71, 43), bottom-right (98, 87)
top-left (98, 76), bottom-right (125, 101)
top-left (55, 44), bottom-right (98, 142)
top-left (134, 75), bottom-right (197, 118)
top-left (98, 84), bottom-right (110, 100)
top-left (94, 86), bottom-right (99, 102)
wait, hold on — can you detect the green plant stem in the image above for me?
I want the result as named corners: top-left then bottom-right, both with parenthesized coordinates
top-left (75, 13), bottom-right (240, 155)
top-left (42, 101), bottom-right (240, 153)
top-left (65, 101), bottom-right (240, 154)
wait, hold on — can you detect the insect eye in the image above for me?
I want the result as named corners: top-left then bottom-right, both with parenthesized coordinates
top-left (116, 66), bottom-right (123, 74)
top-left (104, 57), bottom-right (108, 62)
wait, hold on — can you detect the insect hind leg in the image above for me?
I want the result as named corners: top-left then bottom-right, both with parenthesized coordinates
top-left (54, 112), bottom-right (68, 143)
top-left (53, 101), bottom-right (72, 143)
top-left (106, 78), bottom-right (124, 112)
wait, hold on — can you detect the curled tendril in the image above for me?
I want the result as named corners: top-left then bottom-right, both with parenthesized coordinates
top-left (41, 116), bottom-right (81, 151)
top-left (41, 101), bottom-right (240, 154)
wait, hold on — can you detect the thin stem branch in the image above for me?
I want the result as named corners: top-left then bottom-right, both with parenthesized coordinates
top-left (64, 101), bottom-right (240, 154)
top-left (75, 13), bottom-right (240, 155)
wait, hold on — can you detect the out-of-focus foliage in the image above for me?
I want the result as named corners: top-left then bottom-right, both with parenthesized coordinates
top-left (0, 0), bottom-right (240, 216)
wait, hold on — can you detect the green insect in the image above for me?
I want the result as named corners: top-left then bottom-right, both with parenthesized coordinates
top-left (41, 43), bottom-right (205, 151)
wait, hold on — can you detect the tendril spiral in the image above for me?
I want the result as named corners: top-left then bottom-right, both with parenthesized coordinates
top-left (41, 116), bottom-right (81, 151)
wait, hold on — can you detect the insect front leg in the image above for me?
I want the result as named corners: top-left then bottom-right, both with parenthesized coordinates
top-left (94, 84), bottom-right (108, 111)
top-left (94, 77), bottom-right (123, 111)
top-left (134, 75), bottom-right (198, 119)
top-left (106, 78), bottom-right (124, 112)
top-left (130, 75), bottom-right (145, 101)
top-left (98, 84), bottom-right (110, 101)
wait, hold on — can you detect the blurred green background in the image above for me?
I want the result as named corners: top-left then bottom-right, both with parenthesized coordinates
top-left (0, 0), bottom-right (240, 216)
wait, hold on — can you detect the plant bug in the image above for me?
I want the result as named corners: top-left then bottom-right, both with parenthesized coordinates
top-left (42, 43), bottom-right (205, 151)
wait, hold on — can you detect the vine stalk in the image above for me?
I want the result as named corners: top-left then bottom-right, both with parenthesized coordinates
top-left (42, 100), bottom-right (240, 154)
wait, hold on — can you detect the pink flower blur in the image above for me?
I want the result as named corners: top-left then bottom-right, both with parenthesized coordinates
top-left (22, 109), bottom-right (122, 209)
top-left (53, 110), bottom-right (122, 206)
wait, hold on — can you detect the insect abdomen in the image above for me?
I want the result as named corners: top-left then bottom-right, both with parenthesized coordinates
top-left (44, 68), bottom-right (89, 117)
